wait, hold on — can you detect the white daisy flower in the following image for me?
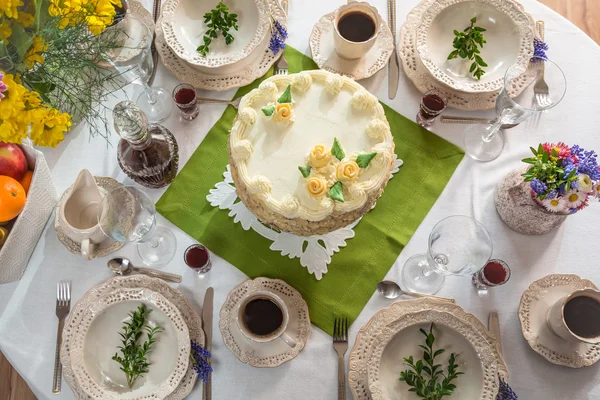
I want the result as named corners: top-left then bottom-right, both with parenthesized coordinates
top-left (593, 184), bottom-right (600, 198)
top-left (543, 197), bottom-right (566, 213)
top-left (565, 190), bottom-right (587, 209)
top-left (577, 173), bottom-right (593, 193)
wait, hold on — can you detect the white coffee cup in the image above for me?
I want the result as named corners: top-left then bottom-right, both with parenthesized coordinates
top-left (236, 291), bottom-right (296, 348)
top-left (546, 288), bottom-right (600, 344)
top-left (333, 1), bottom-right (382, 60)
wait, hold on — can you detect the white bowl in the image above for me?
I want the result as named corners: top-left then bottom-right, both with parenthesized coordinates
top-left (367, 310), bottom-right (500, 400)
top-left (161, 0), bottom-right (270, 72)
top-left (70, 288), bottom-right (190, 400)
top-left (416, 0), bottom-right (534, 93)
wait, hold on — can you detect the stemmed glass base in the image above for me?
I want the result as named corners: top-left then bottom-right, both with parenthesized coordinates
top-left (464, 123), bottom-right (505, 162)
top-left (402, 254), bottom-right (445, 295)
top-left (136, 226), bottom-right (177, 266)
top-left (137, 88), bottom-right (173, 123)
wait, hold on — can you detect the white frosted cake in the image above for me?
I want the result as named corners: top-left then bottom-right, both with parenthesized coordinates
top-left (229, 70), bottom-right (395, 236)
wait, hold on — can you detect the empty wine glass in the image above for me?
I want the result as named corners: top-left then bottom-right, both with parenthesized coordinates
top-left (98, 186), bottom-right (177, 266)
top-left (102, 15), bottom-right (172, 122)
top-left (402, 215), bottom-right (493, 295)
top-left (464, 57), bottom-right (567, 162)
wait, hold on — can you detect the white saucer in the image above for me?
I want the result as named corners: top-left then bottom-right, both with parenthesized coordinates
top-left (218, 278), bottom-right (310, 368)
top-left (518, 274), bottom-right (600, 368)
top-left (309, 10), bottom-right (394, 80)
top-left (54, 176), bottom-right (125, 259)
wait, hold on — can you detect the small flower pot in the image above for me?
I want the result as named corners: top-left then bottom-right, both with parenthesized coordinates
top-left (495, 168), bottom-right (568, 235)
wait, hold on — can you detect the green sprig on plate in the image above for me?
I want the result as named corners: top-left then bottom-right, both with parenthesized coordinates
top-left (197, 2), bottom-right (239, 57)
top-left (447, 17), bottom-right (487, 80)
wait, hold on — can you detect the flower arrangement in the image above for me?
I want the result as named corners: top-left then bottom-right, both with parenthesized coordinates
top-left (0, 0), bottom-right (130, 146)
top-left (522, 143), bottom-right (600, 214)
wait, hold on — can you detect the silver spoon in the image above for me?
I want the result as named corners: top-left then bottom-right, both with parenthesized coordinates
top-left (108, 257), bottom-right (182, 283)
top-left (376, 280), bottom-right (455, 303)
top-left (440, 115), bottom-right (518, 130)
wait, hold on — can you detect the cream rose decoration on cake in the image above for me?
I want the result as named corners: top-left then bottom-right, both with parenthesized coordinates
top-left (261, 84), bottom-right (295, 126)
top-left (310, 145), bottom-right (331, 168)
top-left (307, 177), bottom-right (327, 197)
top-left (336, 161), bottom-right (359, 181)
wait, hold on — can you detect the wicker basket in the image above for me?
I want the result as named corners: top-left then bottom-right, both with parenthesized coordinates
top-left (0, 144), bottom-right (57, 283)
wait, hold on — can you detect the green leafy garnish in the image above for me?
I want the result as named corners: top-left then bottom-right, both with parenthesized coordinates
top-left (277, 85), bottom-right (293, 104)
top-left (329, 181), bottom-right (344, 202)
top-left (261, 105), bottom-right (275, 116)
top-left (447, 17), bottom-right (487, 80)
top-left (356, 152), bottom-right (377, 168)
top-left (399, 323), bottom-right (463, 400)
top-left (197, 2), bottom-right (239, 56)
top-left (331, 137), bottom-right (345, 161)
top-left (298, 165), bottom-right (312, 178)
top-left (112, 304), bottom-right (162, 389)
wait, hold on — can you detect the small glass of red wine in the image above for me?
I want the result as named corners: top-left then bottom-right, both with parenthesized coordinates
top-left (417, 89), bottom-right (447, 128)
top-left (472, 259), bottom-right (511, 290)
top-left (184, 244), bottom-right (212, 274)
top-left (173, 83), bottom-right (199, 121)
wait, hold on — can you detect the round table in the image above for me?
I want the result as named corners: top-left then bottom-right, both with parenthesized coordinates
top-left (1, 0), bottom-right (599, 398)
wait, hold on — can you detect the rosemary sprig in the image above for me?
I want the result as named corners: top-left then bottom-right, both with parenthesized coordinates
top-left (197, 2), bottom-right (239, 56)
top-left (447, 17), bottom-right (487, 80)
top-left (112, 304), bottom-right (162, 389)
top-left (399, 323), bottom-right (464, 400)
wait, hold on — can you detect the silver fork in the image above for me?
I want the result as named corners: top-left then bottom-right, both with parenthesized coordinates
top-left (333, 317), bottom-right (348, 400)
top-left (196, 97), bottom-right (242, 109)
top-left (533, 21), bottom-right (551, 109)
top-left (272, 0), bottom-right (289, 76)
top-left (52, 281), bottom-right (71, 394)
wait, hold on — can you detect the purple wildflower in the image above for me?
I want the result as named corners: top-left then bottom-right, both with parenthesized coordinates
top-left (274, 20), bottom-right (288, 39)
top-left (190, 340), bottom-right (212, 382)
top-left (530, 178), bottom-right (547, 195)
top-left (497, 378), bottom-right (518, 400)
top-left (532, 38), bottom-right (549, 61)
top-left (546, 190), bottom-right (558, 199)
top-left (269, 32), bottom-right (286, 54)
top-left (0, 72), bottom-right (7, 99)
top-left (571, 145), bottom-right (600, 180)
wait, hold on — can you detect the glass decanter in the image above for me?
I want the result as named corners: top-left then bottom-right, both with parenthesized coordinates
top-left (113, 101), bottom-right (179, 188)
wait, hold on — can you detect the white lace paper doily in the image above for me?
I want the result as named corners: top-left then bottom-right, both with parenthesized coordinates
top-left (207, 156), bottom-right (403, 280)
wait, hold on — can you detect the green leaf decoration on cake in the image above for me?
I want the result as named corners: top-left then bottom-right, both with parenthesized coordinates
top-left (331, 137), bottom-right (345, 161)
top-left (261, 105), bottom-right (275, 116)
top-left (329, 181), bottom-right (344, 202)
top-left (277, 85), bottom-right (293, 104)
top-left (298, 165), bottom-right (312, 178)
top-left (356, 152), bottom-right (377, 168)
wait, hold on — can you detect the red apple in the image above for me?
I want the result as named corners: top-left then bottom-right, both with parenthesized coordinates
top-left (0, 143), bottom-right (27, 181)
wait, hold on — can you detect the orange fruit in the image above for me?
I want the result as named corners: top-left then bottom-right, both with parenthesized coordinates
top-left (0, 176), bottom-right (26, 223)
top-left (20, 170), bottom-right (33, 194)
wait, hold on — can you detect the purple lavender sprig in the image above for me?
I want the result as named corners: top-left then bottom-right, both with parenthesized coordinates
top-left (269, 15), bottom-right (287, 54)
top-left (532, 38), bottom-right (549, 61)
top-left (496, 378), bottom-right (518, 400)
top-left (190, 340), bottom-right (212, 382)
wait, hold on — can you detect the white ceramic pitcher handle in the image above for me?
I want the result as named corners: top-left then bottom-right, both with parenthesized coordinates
top-left (279, 331), bottom-right (297, 348)
top-left (81, 239), bottom-right (94, 260)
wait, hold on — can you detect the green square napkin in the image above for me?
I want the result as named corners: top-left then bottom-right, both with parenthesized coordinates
top-left (157, 46), bottom-right (464, 334)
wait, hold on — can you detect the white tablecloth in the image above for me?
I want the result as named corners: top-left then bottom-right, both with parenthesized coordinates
top-left (1, 0), bottom-right (600, 398)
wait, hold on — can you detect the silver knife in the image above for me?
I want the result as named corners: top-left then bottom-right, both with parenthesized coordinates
top-left (387, 0), bottom-right (400, 99)
top-left (202, 287), bottom-right (214, 400)
top-left (488, 310), bottom-right (503, 357)
top-left (147, 0), bottom-right (162, 86)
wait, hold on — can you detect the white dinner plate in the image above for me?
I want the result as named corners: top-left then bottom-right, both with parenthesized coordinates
top-left (367, 310), bottom-right (499, 400)
top-left (161, 0), bottom-right (269, 71)
top-left (69, 288), bottom-right (190, 400)
top-left (416, 0), bottom-right (535, 93)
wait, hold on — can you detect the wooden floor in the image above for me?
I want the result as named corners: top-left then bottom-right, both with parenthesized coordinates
top-left (0, 1), bottom-right (598, 399)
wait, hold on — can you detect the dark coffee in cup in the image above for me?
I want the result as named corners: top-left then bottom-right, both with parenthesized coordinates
top-left (337, 11), bottom-right (376, 43)
top-left (242, 297), bottom-right (284, 337)
top-left (564, 295), bottom-right (600, 339)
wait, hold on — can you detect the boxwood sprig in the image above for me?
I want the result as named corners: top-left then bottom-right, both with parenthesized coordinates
top-left (447, 17), bottom-right (487, 80)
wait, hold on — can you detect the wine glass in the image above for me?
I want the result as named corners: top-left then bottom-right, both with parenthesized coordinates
top-left (98, 186), bottom-right (177, 266)
top-left (402, 215), bottom-right (493, 295)
top-left (103, 15), bottom-right (172, 122)
top-left (464, 57), bottom-right (567, 162)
